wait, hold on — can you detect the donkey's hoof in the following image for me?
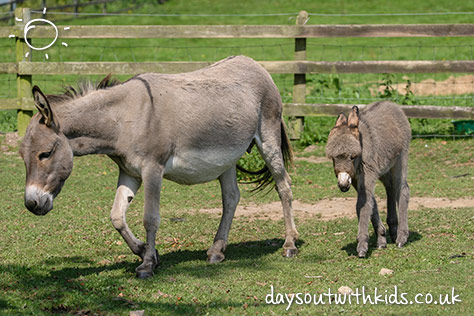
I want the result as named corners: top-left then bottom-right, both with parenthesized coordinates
top-left (396, 236), bottom-right (408, 248)
top-left (283, 248), bottom-right (298, 258)
top-left (136, 270), bottom-right (154, 279)
top-left (153, 249), bottom-right (161, 267)
top-left (207, 252), bottom-right (225, 264)
top-left (357, 251), bottom-right (367, 258)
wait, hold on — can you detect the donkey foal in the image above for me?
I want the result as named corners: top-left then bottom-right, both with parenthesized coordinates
top-left (326, 101), bottom-right (411, 258)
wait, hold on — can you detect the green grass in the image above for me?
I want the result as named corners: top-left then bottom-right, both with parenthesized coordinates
top-left (0, 3), bottom-right (473, 313)
top-left (0, 136), bottom-right (472, 315)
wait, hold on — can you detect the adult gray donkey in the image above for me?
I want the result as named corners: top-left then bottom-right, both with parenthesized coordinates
top-left (19, 56), bottom-right (299, 278)
top-left (326, 101), bottom-right (411, 258)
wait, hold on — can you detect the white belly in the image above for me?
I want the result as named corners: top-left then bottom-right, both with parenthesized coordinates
top-left (163, 147), bottom-right (245, 185)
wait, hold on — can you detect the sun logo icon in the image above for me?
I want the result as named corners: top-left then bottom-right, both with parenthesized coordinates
top-left (9, 7), bottom-right (70, 60)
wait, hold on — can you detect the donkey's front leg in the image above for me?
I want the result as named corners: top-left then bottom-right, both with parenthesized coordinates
top-left (135, 165), bottom-right (163, 279)
top-left (207, 167), bottom-right (240, 263)
top-left (356, 178), bottom-right (376, 258)
top-left (110, 170), bottom-right (145, 257)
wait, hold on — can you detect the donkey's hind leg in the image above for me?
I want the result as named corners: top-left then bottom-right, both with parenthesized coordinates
top-left (207, 166), bottom-right (240, 263)
top-left (381, 172), bottom-right (398, 243)
top-left (110, 170), bottom-right (146, 257)
top-left (382, 154), bottom-right (410, 247)
top-left (395, 152), bottom-right (410, 248)
top-left (256, 132), bottom-right (298, 257)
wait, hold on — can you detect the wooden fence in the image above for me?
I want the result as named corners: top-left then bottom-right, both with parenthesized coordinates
top-left (0, 8), bottom-right (473, 136)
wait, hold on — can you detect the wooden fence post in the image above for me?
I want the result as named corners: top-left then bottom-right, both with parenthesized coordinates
top-left (288, 10), bottom-right (308, 140)
top-left (9, 1), bottom-right (15, 25)
top-left (74, 0), bottom-right (79, 18)
top-left (16, 7), bottom-right (33, 137)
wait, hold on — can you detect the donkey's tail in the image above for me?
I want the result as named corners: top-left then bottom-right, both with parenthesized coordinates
top-left (237, 121), bottom-right (293, 192)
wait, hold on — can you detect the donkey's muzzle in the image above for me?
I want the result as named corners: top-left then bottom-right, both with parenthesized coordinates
top-left (24, 185), bottom-right (53, 215)
top-left (337, 172), bottom-right (352, 192)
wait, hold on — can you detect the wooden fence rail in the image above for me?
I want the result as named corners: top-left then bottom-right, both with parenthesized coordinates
top-left (3, 60), bottom-right (473, 76)
top-left (4, 24), bottom-right (474, 38)
top-left (0, 8), bottom-right (473, 136)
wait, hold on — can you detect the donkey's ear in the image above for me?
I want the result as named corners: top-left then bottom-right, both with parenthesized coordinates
top-left (348, 106), bottom-right (359, 127)
top-left (348, 106), bottom-right (360, 138)
top-left (32, 85), bottom-right (55, 128)
top-left (334, 112), bottom-right (347, 127)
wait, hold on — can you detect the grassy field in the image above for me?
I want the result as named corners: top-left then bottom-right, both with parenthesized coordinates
top-left (0, 134), bottom-right (473, 315)
top-left (0, 1), bottom-right (473, 315)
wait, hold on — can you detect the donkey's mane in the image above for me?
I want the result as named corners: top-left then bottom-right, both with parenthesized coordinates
top-left (46, 74), bottom-right (121, 104)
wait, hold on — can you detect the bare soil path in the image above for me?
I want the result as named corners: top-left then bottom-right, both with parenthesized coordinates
top-left (197, 197), bottom-right (474, 221)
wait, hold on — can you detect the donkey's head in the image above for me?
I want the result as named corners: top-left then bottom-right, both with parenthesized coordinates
top-left (325, 106), bottom-right (361, 192)
top-left (19, 86), bottom-right (73, 215)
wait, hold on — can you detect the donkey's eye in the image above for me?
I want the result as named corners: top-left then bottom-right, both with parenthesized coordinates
top-left (38, 151), bottom-right (52, 161)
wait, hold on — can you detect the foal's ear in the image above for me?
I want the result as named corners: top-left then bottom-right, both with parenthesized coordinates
top-left (32, 85), bottom-right (55, 128)
top-left (348, 106), bottom-right (360, 138)
top-left (334, 112), bottom-right (347, 127)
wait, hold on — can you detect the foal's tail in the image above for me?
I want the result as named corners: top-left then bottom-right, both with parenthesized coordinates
top-left (237, 121), bottom-right (293, 192)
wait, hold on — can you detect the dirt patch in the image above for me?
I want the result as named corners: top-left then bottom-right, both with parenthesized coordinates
top-left (371, 75), bottom-right (474, 96)
top-left (197, 197), bottom-right (474, 221)
top-left (295, 156), bottom-right (330, 164)
top-left (1, 132), bottom-right (20, 155)
top-left (303, 144), bottom-right (320, 153)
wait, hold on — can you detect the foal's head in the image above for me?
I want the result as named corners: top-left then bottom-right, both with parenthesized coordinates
top-left (19, 86), bottom-right (73, 215)
top-left (325, 106), bottom-right (362, 192)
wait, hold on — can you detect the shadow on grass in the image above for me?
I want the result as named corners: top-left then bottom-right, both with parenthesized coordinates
top-left (341, 231), bottom-right (422, 257)
top-left (159, 238), bottom-right (305, 266)
top-left (0, 298), bottom-right (11, 310)
top-left (0, 259), bottom-right (245, 314)
top-left (0, 238), bottom-right (304, 314)
top-left (43, 255), bottom-right (94, 266)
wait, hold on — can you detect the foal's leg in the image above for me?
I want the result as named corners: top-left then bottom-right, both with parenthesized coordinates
top-left (395, 152), bottom-right (410, 248)
top-left (135, 164), bottom-right (163, 279)
top-left (370, 198), bottom-right (387, 249)
top-left (110, 170), bottom-right (145, 257)
top-left (257, 136), bottom-right (298, 257)
top-left (356, 174), bottom-right (377, 258)
top-left (207, 166), bottom-right (240, 263)
top-left (381, 172), bottom-right (398, 243)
